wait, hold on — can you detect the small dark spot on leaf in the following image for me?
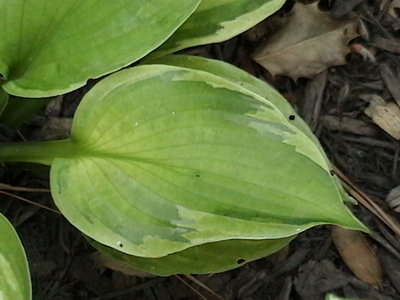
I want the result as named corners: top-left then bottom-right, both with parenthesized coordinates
top-left (195, 174), bottom-right (200, 178)
top-left (289, 115), bottom-right (296, 121)
top-left (237, 258), bottom-right (246, 264)
top-left (329, 170), bottom-right (335, 176)
top-left (117, 241), bottom-right (123, 248)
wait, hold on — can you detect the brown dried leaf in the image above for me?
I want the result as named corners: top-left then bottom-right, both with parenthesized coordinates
top-left (331, 227), bottom-right (383, 286)
top-left (362, 94), bottom-right (400, 140)
top-left (388, 0), bottom-right (400, 18)
top-left (253, 2), bottom-right (359, 80)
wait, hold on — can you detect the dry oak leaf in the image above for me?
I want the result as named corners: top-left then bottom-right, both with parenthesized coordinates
top-left (362, 94), bottom-right (400, 140)
top-left (253, 2), bottom-right (359, 80)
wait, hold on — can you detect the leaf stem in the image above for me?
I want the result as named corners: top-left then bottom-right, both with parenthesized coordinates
top-left (0, 139), bottom-right (77, 165)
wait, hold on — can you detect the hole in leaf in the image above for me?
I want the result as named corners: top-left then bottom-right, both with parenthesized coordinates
top-left (236, 258), bottom-right (246, 264)
top-left (288, 115), bottom-right (296, 121)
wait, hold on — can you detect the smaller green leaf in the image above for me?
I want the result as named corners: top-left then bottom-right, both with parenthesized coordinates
top-left (0, 88), bottom-right (8, 115)
top-left (1, 0), bottom-right (200, 97)
top-left (89, 236), bottom-right (293, 275)
top-left (150, 0), bottom-right (286, 58)
top-left (44, 64), bottom-right (366, 258)
top-left (0, 213), bottom-right (31, 300)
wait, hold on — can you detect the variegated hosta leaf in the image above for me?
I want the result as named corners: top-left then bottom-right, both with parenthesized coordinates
top-left (0, 213), bottom-right (31, 300)
top-left (146, 56), bottom-right (356, 205)
top-left (150, 0), bottom-right (286, 58)
top-left (49, 63), bottom-right (366, 258)
top-left (0, 0), bottom-right (200, 97)
top-left (89, 236), bottom-right (293, 275)
top-left (146, 55), bottom-right (323, 148)
top-left (146, 55), bottom-right (358, 204)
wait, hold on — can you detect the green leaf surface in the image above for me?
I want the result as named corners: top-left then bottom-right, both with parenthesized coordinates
top-left (0, 88), bottom-right (8, 115)
top-left (90, 236), bottom-right (293, 275)
top-left (0, 0), bottom-right (200, 97)
top-left (0, 213), bottom-right (31, 300)
top-left (149, 0), bottom-right (285, 58)
top-left (147, 56), bottom-right (355, 204)
top-left (146, 55), bottom-right (323, 149)
top-left (48, 64), bottom-right (366, 258)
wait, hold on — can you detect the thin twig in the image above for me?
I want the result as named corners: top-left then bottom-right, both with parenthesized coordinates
top-left (0, 190), bottom-right (60, 215)
top-left (183, 274), bottom-right (225, 300)
top-left (174, 275), bottom-right (209, 300)
top-left (90, 278), bottom-right (166, 300)
top-left (333, 166), bottom-right (400, 237)
top-left (0, 183), bottom-right (50, 193)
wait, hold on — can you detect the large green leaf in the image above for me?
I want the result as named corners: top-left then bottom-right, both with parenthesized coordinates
top-left (46, 64), bottom-right (366, 258)
top-left (90, 236), bottom-right (293, 275)
top-left (149, 0), bottom-right (285, 58)
top-left (0, 0), bottom-right (200, 97)
top-left (0, 213), bottom-right (31, 300)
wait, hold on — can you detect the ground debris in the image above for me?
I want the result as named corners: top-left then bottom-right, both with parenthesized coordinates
top-left (362, 94), bottom-right (400, 140)
top-left (386, 185), bottom-right (400, 213)
top-left (294, 260), bottom-right (350, 299)
top-left (253, 2), bottom-right (359, 80)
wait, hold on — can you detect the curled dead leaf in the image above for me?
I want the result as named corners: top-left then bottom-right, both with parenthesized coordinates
top-left (386, 185), bottom-right (400, 213)
top-left (389, 0), bottom-right (400, 18)
top-left (253, 2), bottom-right (359, 80)
top-left (361, 94), bottom-right (400, 140)
top-left (349, 43), bottom-right (376, 62)
top-left (331, 227), bottom-right (383, 286)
